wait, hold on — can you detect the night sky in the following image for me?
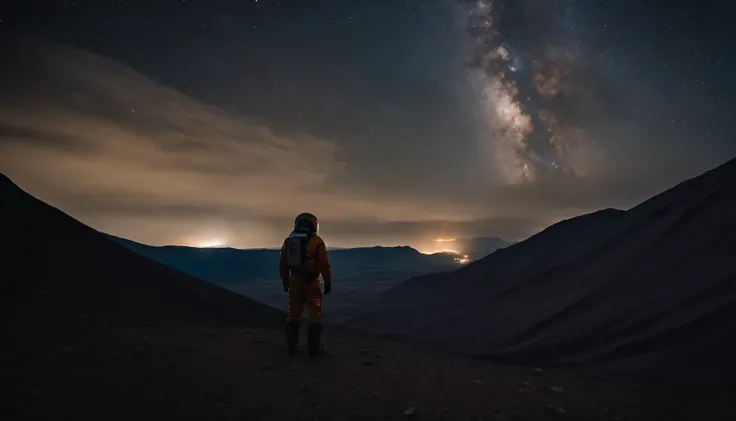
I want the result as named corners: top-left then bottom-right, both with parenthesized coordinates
top-left (1, 0), bottom-right (734, 250)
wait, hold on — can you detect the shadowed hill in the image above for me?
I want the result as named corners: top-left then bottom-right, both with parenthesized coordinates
top-left (349, 158), bottom-right (736, 383)
top-left (1, 173), bottom-right (283, 332)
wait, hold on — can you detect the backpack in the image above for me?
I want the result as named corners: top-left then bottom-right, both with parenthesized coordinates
top-left (285, 231), bottom-right (311, 269)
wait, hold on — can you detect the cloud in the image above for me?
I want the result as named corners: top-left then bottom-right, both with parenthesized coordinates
top-left (1, 40), bottom-right (343, 199)
top-left (0, 39), bottom-right (556, 246)
top-left (0, 41), bottom-right (456, 218)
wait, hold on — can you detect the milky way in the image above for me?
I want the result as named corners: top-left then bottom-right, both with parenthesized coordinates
top-left (462, 0), bottom-right (604, 184)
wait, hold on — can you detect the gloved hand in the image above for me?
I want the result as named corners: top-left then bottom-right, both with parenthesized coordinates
top-left (324, 282), bottom-right (331, 295)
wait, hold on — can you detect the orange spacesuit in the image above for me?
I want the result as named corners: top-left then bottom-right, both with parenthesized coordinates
top-left (279, 213), bottom-right (332, 357)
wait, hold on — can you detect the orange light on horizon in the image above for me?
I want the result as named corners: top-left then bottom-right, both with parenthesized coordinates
top-left (434, 238), bottom-right (457, 242)
top-left (454, 254), bottom-right (471, 264)
top-left (195, 239), bottom-right (227, 248)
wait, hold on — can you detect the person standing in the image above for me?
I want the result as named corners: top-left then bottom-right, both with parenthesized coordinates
top-left (279, 213), bottom-right (332, 357)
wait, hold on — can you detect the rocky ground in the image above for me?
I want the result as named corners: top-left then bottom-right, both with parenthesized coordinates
top-left (5, 318), bottom-right (736, 421)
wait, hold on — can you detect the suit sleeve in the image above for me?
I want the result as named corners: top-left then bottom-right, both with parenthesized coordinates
top-left (278, 239), bottom-right (289, 285)
top-left (316, 240), bottom-right (332, 285)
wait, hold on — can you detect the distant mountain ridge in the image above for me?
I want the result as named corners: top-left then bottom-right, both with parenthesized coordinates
top-left (108, 235), bottom-right (459, 286)
top-left (107, 235), bottom-right (464, 321)
top-left (109, 236), bottom-right (462, 321)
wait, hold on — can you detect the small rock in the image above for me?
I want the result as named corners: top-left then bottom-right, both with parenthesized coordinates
top-left (550, 386), bottom-right (564, 393)
top-left (403, 407), bottom-right (417, 417)
top-left (547, 404), bottom-right (567, 414)
top-left (473, 379), bottom-right (485, 385)
top-left (359, 349), bottom-right (368, 354)
top-left (533, 367), bottom-right (545, 376)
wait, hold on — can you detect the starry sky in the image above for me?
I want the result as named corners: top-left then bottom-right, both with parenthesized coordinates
top-left (1, 0), bottom-right (735, 250)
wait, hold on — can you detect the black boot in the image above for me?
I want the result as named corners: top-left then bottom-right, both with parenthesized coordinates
top-left (286, 321), bottom-right (300, 356)
top-left (307, 324), bottom-right (322, 358)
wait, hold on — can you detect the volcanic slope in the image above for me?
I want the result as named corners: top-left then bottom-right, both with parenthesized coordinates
top-left (349, 158), bottom-right (736, 383)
